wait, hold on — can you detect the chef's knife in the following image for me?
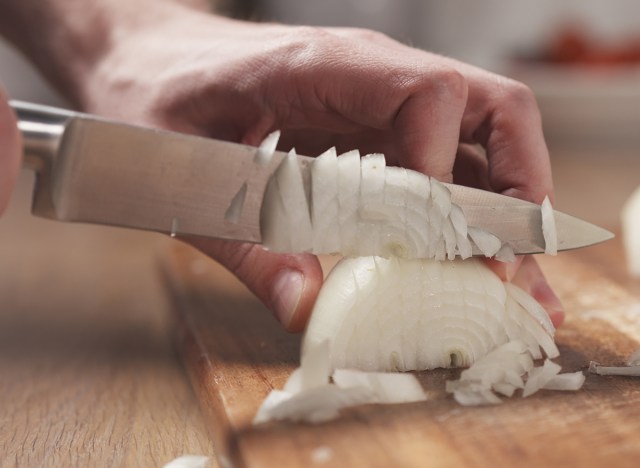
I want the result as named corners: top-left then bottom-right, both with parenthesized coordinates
top-left (12, 100), bottom-right (612, 254)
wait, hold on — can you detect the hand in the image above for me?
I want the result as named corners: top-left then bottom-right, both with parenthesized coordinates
top-left (0, 86), bottom-right (21, 216)
top-left (51, 3), bottom-right (563, 330)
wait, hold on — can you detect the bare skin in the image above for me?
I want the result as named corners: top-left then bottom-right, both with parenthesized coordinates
top-left (0, 0), bottom-right (563, 331)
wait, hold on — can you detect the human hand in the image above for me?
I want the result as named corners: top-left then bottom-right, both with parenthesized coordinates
top-left (71, 4), bottom-right (561, 330)
top-left (0, 86), bottom-right (21, 216)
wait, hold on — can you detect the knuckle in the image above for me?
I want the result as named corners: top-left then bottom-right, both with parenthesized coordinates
top-left (497, 79), bottom-right (540, 113)
top-left (425, 67), bottom-right (469, 105)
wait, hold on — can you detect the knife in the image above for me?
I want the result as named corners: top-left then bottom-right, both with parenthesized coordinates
top-left (12, 100), bottom-right (612, 255)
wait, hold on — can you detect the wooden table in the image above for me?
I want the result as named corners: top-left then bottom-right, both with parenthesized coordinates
top-left (1, 144), bottom-right (640, 467)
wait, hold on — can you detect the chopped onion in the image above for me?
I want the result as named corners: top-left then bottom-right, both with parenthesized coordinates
top-left (541, 195), bottom-right (557, 255)
top-left (254, 130), bottom-right (280, 165)
top-left (541, 371), bottom-right (585, 391)
top-left (468, 226), bottom-right (502, 258)
top-left (332, 369), bottom-right (426, 403)
top-left (523, 359), bottom-right (561, 397)
top-left (260, 149), bottom-right (313, 253)
top-left (163, 455), bottom-right (210, 468)
top-left (261, 147), bottom-right (509, 261)
top-left (621, 185), bottom-right (640, 276)
top-left (494, 243), bottom-right (516, 263)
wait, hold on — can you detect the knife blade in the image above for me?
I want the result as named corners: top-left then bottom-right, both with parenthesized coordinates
top-left (12, 100), bottom-right (612, 255)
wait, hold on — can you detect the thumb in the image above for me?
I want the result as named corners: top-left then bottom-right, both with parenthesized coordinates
top-left (186, 237), bottom-right (324, 332)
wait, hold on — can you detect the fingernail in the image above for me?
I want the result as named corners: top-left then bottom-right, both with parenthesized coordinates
top-left (271, 270), bottom-right (304, 328)
top-left (532, 280), bottom-right (565, 326)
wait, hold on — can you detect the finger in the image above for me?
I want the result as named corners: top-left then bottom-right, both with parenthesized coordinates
top-left (452, 143), bottom-right (492, 191)
top-left (185, 237), bottom-right (324, 333)
top-left (0, 86), bottom-right (22, 215)
top-left (509, 255), bottom-right (564, 327)
top-left (449, 63), bottom-right (553, 203)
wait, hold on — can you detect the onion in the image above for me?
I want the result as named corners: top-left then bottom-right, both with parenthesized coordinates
top-left (523, 359), bottom-right (561, 397)
top-left (622, 186), bottom-right (640, 276)
top-left (163, 455), bottom-right (210, 468)
top-left (303, 257), bottom-right (556, 372)
top-left (541, 196), bottom-right (557, 255)
top-left (260, 147), bottom-right (511, 261)
top-left (332, 369), bottom-right (426, 403)
top-left (260, 149), bottom-right (313, 253)
top-left (541, 371), bottom-right (585, 391)
top-left (311, 147), bottom-right (340, 254)
top-left (254, 130), bottom-right (280, 166)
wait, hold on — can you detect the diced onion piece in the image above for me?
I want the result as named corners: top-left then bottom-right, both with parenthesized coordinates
top-left (541, 195), bottom-right (558, 255)
top-left (494, 243), bottom-right (516, 263)
top-left (453, 389), bottom-right (502, 406)
top-left (468, 226), bottom-right (502, 257)
top-left (285, 340), bottom-right (331, 393)
top-left (254, 130), bottom-right (280, 165)
top-left (541, 371), bottom-right (585, 391)
top-left (621, 185), bottom-right (640, 276)
top-left (504, 283), bottom-right (555, 337)
top-left (253, 385), bottom-right (376, 424)
top-left (430, 179), bottom-right (452, 217)
top-left (311, 147), bottom-right (340, 254)
top-left (337, 150), bottom-right (361, 252)
top-left (332, 369), bottom-right (426, 403)
top-left (260, 149), bottom-right (313, 253)
top-left (163, 455), bottom-right (210, 468)
top-left (523, 359), bottom-right (562, 397)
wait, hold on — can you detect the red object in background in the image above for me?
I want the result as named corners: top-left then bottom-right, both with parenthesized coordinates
top-left (536, 24), bottom-right (640, 66)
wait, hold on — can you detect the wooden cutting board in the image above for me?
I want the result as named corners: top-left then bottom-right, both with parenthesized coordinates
top-left (161, 239), bottom-right (640, 468)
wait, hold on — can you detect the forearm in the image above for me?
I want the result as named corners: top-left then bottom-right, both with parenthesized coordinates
top-left (0, 0), bottom-right (212, 106)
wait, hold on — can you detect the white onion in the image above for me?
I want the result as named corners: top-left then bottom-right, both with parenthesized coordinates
top-left (163, 455), bottom-right (210, 468)
top-left (260, 149), bottom-right (313, 253)
top-left (541, 371), bottom-right (585, 391)
top-left (467, 226), bottom-right (502, 257)
top-left (541, 195), bottom-right (557, 255)
top-left (621, 185), bottom-right (640, 276)
top-left (523, 359), bottom-right (561, 397)
top-left (303, 257), bottom-right (555, 372)
top-left (260, 147), bottom-right (510, 261)
top-left (310, 147), bottom-right (340, 254)
top-left (332, 369), bottom-right (426, 403)
top-left (254, 130), bottom-right (280, 165)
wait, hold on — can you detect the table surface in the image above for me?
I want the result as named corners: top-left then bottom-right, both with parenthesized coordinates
top-left (1, 144), bottom-right (639, 467)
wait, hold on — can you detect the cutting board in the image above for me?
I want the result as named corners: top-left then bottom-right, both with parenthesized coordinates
top-left (161, 238), bottom-right (640, 468)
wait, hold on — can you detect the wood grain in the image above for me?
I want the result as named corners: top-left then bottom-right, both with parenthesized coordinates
top-left (0, 172), bottom-right (215, 468)
top-left (163, 235), bottom-right (640, 468)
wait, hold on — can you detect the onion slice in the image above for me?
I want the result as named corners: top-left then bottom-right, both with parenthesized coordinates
top-left (541, 195), bottom-right (557, 255)
top-left (541, 371), bottom-right (585, 391)
top-left (523, 359), bottom-right (561, 397)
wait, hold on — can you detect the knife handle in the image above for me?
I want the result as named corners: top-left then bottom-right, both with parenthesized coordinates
top-left (10, 100), bottom-right (75, 172)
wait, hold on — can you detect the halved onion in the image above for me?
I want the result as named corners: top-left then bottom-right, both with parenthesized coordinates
top-left (303, 257), bottom-right (556, 372)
